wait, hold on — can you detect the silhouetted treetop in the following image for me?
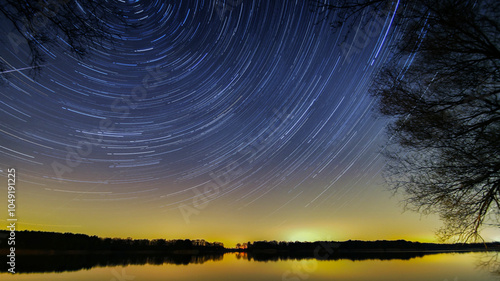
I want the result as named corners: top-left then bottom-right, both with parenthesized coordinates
top-left (312, 0), bottom-right (500, 242)
top-left (0, 0), bottom-right (128, 77)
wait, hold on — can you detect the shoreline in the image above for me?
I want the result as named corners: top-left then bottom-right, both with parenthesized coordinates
top-left (1, 248), bottom-right (498, 256)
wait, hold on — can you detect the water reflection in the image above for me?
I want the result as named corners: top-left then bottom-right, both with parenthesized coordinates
top-left (245, 251), bottom-right (431, 262)
top-left (0, 251), bottom-right (479, 274)
top-left (1, 252), bottom-right (499, 281)
top-left (478, 252), bottom-right (500, 276)
top-left (2, 253), bottom-right (224, 274)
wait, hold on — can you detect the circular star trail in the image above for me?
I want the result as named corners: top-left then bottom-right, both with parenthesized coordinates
top-left (0, 0), bottom-right (399, 217)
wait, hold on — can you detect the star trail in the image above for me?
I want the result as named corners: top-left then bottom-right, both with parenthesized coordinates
top-left (0, 0), bottom-right (445, 244)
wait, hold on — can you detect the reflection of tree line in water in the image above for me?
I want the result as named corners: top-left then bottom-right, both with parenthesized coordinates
top-left (2, 231), bottom-right (500, 273)
top-left (2, 251), bottom-right (495, 274)
top-left (242, 251), bottom-right (430, 262)
top-left (1, 253), bottom-right (224, 274)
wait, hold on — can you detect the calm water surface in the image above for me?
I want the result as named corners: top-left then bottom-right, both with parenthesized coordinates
top-left (1, 252), bottom-right (499, 281)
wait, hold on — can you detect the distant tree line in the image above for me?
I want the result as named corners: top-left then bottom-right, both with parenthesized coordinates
top-left (246, 239), bottom-right (500, 255)
top-left (3, 230), bottom-right (499, 256)
top-left (0, 230), bottom-right (224, 253)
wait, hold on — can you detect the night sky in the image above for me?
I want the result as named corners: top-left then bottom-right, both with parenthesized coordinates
top-left (0, 0), bottom-right (482, 246)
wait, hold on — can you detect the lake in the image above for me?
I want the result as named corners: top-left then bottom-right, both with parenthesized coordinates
top-left (1, 252), bottom-right (499, 280)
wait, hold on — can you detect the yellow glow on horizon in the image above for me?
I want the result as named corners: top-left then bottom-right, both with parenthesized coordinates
top-left (0, 180), bottom-right (451, 246)
top-left (287, 230), bottom-right (323, 242)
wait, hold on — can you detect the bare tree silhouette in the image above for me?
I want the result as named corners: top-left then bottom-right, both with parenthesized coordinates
top-left (0, 0), bottom-right (127, 78)
top-left (311, 0), bottom-right (500, 242)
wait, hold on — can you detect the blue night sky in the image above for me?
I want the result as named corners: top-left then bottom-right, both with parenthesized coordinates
top-left (0, 0), bottom-right (466, 245)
